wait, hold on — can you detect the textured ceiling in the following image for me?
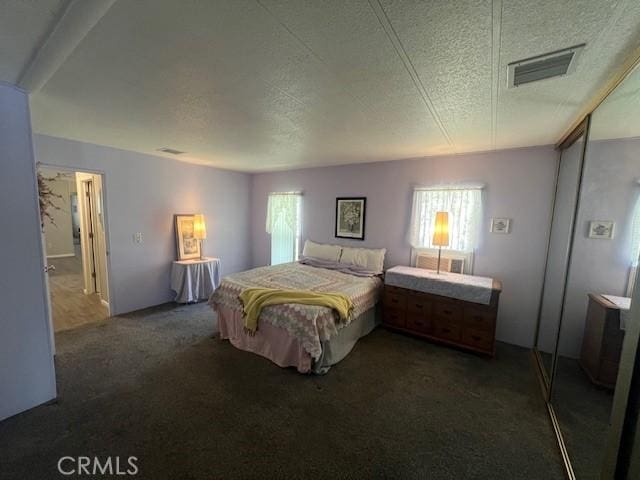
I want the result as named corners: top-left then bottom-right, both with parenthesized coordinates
top-left (0, 0), bottom-right (69, 84)
top-left (590, 62), bottom-right (640, 140)
top-left (7, 0), bottom-right (640, 171)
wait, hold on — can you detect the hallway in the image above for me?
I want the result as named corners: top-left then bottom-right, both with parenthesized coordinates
top-left (48, 246), bottom-right (109, 332)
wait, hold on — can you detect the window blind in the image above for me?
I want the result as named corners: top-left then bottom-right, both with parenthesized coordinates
top-left (409, 187), bottom-right (482, 252)
top-left (266, 192), bottom-right (302, 265)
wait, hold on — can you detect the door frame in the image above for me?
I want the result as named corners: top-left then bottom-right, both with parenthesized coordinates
top-left (37, 163), bottom-right (116, 346)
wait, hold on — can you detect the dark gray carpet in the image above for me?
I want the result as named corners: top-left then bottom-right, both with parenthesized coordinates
top-left (0, 303), bottom-right (564, 479)
top-left (553, 356), bottom-right (614, 480)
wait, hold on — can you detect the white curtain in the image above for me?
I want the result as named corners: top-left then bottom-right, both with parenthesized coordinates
top-left (409, 187), bottom-right (482, 252)
top-left (630, 194), bottom-right (640, 267)
top-left (266, 192), bottom-right (302, 265)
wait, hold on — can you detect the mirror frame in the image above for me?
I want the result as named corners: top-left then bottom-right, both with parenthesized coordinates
top-left (533, 116), bottom-right (591, 400)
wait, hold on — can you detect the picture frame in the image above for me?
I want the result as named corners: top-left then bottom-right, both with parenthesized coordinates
top-left (335, 197), bottom-right (366, 240)
top-left (490, 217), bottom-right (511, 234)
top-left (588, 220), bottom-right (615, 239)
top-left (174, 214), bottom-right (201, 260)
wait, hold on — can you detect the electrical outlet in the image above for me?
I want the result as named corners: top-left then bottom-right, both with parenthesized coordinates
top-left (133, 232), bottom-right (143, 244)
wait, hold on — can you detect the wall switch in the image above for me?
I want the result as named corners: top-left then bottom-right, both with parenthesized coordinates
top-left (133, 232), bottom-right (143, 244)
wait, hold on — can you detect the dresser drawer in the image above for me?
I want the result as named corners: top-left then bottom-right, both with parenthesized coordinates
top-left (407, 294), bottom-right (431, 315)
top-left (433, 318), bottom-right (461, 342)
top-left (462, 327), bottom-right (494, 352)
top-left (384, 307), bottom-right (406, 328)
top-left (463, 307), bottom-right (496, 331)
top-left (406, 311), bottom-right (432, 334)
top-left (433, 302), bottom-right (462, 323)
top-left (385, 285), bottom-right (406, 295)
top-left (384, 290), bottom-right (407, 310)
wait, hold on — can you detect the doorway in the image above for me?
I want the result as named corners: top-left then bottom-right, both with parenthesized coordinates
top-left (38, 166), bottom-right (110, 333)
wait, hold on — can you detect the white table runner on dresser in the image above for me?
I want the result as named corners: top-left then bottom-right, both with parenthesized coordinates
top-left (385, 265), bottom-right (494, 305)
top-left (602, 294), bottom-right (632, 330)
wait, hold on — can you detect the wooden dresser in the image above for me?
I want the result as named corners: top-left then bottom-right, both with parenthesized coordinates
top-left (579, 293), bottom-right (626, 389)
top-left (383, 269), bottom-right (502, 356)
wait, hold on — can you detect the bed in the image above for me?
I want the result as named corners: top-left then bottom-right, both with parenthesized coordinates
top-left (208, 258), bottom-right (383, 374)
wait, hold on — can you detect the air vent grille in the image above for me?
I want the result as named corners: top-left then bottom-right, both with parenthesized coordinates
top-left (157, 147), bottom-right (185, 155)
top-left (508, 44), bottom-right (585, 88)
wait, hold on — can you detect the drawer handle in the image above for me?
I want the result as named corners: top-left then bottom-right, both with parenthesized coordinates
top-left (415, 320), bottom-right (424, 326)
top-left (473, 315), bottom-right (483, 321)
top-left (442, 328), bottom-right (451, 333)
top-left (415, 303), bottom-right (423, 308)
top-left (391, 298), bottom-right (398, 303)
top-left (443, 309), bottom-right (452, 315)
top-left (472, 335), bottom-right (482, 341)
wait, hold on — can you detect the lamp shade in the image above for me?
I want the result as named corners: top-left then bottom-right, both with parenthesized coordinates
top-left (193, 214), bottom-right (207, 240)
top-left (432, 211), bottom-right (449, 247)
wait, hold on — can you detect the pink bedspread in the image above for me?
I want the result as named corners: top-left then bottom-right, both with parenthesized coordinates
top-left (216, 304), bottom-right (313, 373)
top-left (209, 262), bottom-right (382, 360)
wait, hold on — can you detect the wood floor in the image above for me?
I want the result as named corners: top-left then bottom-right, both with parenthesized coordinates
top-left (48, 246), bottom-right (109, 332)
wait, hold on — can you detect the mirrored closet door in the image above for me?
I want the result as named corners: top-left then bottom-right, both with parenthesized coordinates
top-left (535, 124), bottom-right (587, 387)
top-left (534, 61), bottom-right (640, 479)
top-left (551, 63), bottom-right (640, 479)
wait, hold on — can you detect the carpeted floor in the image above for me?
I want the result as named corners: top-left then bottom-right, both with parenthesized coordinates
top-left (553, 356), bottom-right (614, 480)
top-left (0, 303), bottom-right (564, 479)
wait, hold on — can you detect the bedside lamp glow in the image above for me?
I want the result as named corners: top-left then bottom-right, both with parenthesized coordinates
top-left (432, 211), bottom-right (449, 274)
top-left (193, 214), bottom-right (207, 259)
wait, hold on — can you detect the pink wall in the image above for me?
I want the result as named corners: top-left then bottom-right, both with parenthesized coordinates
top-left (251, 146), bottom-right (558, 348)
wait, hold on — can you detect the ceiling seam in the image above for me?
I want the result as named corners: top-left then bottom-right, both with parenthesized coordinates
top-left (15, 0), bottom-right (74, 85)
top-left (491, 0), bottom-right (503, 150)
top-left (549, 0), bottom-right (630, 127)
top-left (254, 0), bottom-right (372, 120)
top-left (367, 0), bottom-right (454, 149)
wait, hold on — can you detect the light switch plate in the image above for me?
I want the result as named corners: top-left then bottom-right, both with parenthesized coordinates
top-left (133, 232), bottom-right (143, 244)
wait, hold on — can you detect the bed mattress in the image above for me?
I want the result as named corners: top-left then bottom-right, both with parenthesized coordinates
top-left (209, 262), bottom-right (383, 362)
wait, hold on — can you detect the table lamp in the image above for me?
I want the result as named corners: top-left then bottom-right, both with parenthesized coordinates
top-left (193, 214), bottom-right (207, 260)
top-left (432, 211), bottom-right (449, 274)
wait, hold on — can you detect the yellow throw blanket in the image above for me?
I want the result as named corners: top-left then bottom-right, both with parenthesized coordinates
top-left (239, 288), bottom-right (354, 334)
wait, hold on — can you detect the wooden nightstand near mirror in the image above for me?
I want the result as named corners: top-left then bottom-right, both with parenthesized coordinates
top-left (382, 266), bottom-right (502, 356)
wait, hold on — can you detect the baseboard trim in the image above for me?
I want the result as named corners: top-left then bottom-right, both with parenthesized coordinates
top-left (46, 253), bottom-right (75, 259)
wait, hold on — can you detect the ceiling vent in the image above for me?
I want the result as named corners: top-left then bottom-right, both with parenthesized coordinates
top-left (507, 44), bottom-right (585, 88)
top-left (157, 147), bottom-right (185, 155)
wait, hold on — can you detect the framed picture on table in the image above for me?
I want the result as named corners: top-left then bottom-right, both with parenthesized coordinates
top-left (174, 214), bottom-right (200, 260)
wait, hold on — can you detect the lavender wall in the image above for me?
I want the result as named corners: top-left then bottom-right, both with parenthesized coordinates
top-left (0, 84), bottom-right (56, 420)
top-left (34, 134), bottom-right (252, 315)
top-left (559, 137), bottom-right (640, 357)
top-left (251, 147), bottom-right (558, 348)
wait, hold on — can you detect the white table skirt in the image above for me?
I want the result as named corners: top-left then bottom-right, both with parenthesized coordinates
top-left (170, 258), bottom-right (221, 303)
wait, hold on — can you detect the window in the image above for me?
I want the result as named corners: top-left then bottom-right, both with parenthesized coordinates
top-left (266, 192), bottom-right (302, 265)
top-left (409, 187), bottom-right (482, 252)
top-left (631, 194), bottom-right (640, 268)
top-left (625, 194), bottom-right (640, 296)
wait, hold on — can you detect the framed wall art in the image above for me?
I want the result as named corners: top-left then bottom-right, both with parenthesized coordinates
top-left (335, 197), bottom-right (366, 240)
top-left (588, 220), bottom-right (615, 239)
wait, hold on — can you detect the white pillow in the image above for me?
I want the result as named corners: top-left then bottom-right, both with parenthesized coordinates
top-left (340, 246), bottom-right (386, 273)
top-left (302, 240), bottom-right (342, 262)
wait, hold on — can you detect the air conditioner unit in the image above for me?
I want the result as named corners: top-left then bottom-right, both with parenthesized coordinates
top-left (415, 253), bottom-right (465, 274)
